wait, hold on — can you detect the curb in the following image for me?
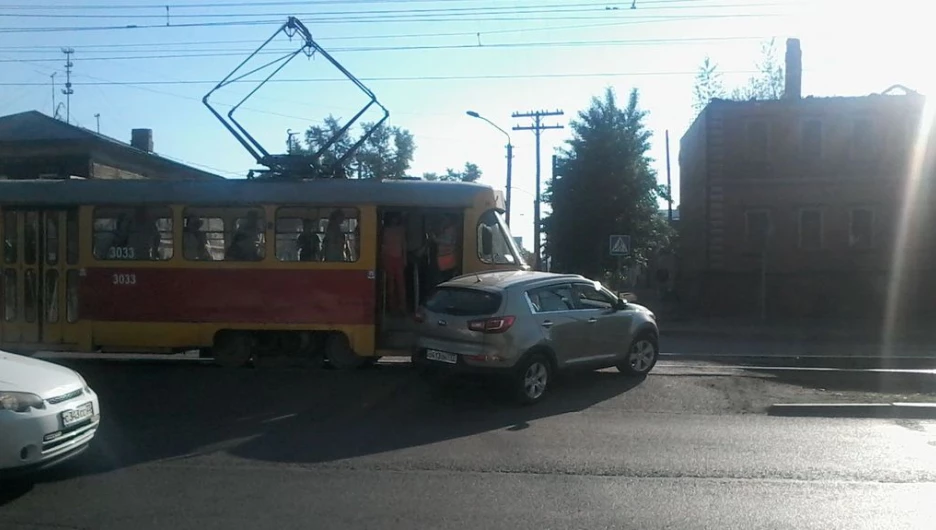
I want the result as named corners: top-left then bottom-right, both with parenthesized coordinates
top-left (658, 353), bottom-right (936, 370)
top-left (768, 402), bottom-right (936, 419)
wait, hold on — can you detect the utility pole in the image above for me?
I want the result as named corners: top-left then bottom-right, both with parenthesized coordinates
top-left (61, 48), bottom-right (75, 124)
top-left (50, 73), bottom-right (57, 117)
top-left (512, 109), bottom-right (564, 271)
top-left (94, 113), bottom-right (100, 133)
top-left (665, 129), bottom-right (673, 223)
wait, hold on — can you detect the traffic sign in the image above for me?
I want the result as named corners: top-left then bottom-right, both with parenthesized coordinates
top-left (609, 235), bottom-right (631, 256)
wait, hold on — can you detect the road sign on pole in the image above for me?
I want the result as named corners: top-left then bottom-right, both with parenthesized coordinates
top-left (609, 235), bottom-right (631, 256)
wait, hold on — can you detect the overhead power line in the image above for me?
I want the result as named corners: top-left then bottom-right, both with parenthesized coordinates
top-left (0, 0), bottom-right (711, 11)
top-left (0, 69), bottom-right (773, 87)
top-left (0, 35), bottom-right (773, 62)
top-left (0, 1), bottom-right (788, 19)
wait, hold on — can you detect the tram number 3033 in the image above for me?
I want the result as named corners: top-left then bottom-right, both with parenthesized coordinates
top-left (112, 273), bottom-right (137, 285)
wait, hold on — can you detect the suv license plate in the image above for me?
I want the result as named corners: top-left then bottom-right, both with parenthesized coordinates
top-left (426, 349), bottom-right (457, 364)
top-left (61, 402), bottom-right (94, 428)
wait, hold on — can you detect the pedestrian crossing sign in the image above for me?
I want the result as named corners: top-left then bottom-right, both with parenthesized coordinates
top-left (609, 235), bottom-right (631, 256)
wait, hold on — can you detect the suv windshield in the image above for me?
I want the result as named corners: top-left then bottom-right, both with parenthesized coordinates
top-left (425, 287), bottom-right (502, 316)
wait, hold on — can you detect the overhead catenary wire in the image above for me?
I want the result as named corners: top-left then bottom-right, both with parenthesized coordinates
top-left (0, 35), bottom-right (778, 62)
top-left (0, 0), bottom-right (725, 11)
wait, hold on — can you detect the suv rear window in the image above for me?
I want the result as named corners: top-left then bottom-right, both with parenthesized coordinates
top-left (425, 287), bottom-right (502, 316)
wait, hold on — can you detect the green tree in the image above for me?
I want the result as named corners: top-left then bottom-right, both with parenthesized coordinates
top-left (543, 87), bottom-right (673, 280)
top-left (422, 162), bottom-right (483, 182)
top-left (692, 56), bottom-right (725, 114)
top-left (692, 39), bottom-right (785, 112)
top-left (301, 116), bottom-right (415, 179)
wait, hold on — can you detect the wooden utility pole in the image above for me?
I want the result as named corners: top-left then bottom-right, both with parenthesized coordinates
top-left (665, 129), bottom-right (673, 223)
top-left (512, 109), bottom-right (564, 271)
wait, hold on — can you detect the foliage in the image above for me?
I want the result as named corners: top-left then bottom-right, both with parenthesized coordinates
top-left (691, 39), bottom-right (785, 113)
top-left (422, 162), bottom-right (483, 182)
top-left (543, 87), bottom-right (674, 280)
top-left (299, 116), bottom-right (416, 179)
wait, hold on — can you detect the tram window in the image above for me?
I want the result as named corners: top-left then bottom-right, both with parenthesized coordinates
top-left (477, 209), bottom-right (519, 265)
top-left (66, 209), bottom-right (79, 265)
top-left (24, 211), bottom-right (38, 265)
top-left (46, 214), bottom-right (59, 265)
top-left (275, 207), bottom-right (359, 262)
top-left (66, 269), bottom-right (79, 323)
top-left (3, 269), bottom-right (15, 321)
top-left (93, 207), bottom-right (173, 261)
top-left (2, 211), bottom-right (15, 264)
top-left (183, 207), bottom-right (265, 262)
top-left (45, 269), bottom-right (59, 323)
top-left (182, 212), bottom-right (224, 261)
top-left (24, 269), bottom-right (36, 323)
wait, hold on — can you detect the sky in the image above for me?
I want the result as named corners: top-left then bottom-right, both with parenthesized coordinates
top-left (0, 0), bottom-right (931, 247)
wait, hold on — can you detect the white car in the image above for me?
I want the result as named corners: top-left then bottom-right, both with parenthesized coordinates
top-left (0, 351), bottom-right (100, 476)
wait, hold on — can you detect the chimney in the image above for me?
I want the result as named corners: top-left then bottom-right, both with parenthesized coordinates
top-left (783, 38), bottom-right (802, 100)
top-left (131, 128), bottom-right (154, 153)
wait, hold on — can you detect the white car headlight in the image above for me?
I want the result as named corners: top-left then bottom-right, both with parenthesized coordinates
top-left (75, 372), bottom-right (91, 393)
top-left (0, 391), bottom-right (46, 413)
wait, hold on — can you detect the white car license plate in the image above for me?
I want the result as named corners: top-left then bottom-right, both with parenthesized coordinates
top-left (426, 349), bottom-right (458, 364)
top-left (61, 402), bottom-right (94, 428)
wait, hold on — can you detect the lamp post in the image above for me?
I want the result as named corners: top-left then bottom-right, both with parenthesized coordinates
top-left (466, 110), bottom-right (513, 226)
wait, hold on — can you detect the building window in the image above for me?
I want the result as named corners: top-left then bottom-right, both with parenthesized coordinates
top-left (798, 209), bottom-right (822, 249)
top-left (93, 207), bottom-right (173, 261)
top-left (801, 120), bottom-right (822, 159)
top-left (849, 208), bottom-right (873, 249)
top-left (745, 121), bottom-right (768, 161)
top-left (745, 210), bottom-right (770, 247)
top-left (274, 207), bottom-right (359, 262)
top-left (851, 119), bottom-right (874, 159)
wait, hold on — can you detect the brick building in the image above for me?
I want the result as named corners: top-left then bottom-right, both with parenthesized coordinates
top-left (678, 38), bottom-right (931, 321)
top-left (0, 110), bottom-right (221, 181)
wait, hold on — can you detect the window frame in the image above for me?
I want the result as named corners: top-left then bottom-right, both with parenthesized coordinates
top-left (571, 281), bottom-right (617, 311)
top-left (477, 209), bottom-right (523, 266)
top-left (525, 283), bottom-right (576, 314)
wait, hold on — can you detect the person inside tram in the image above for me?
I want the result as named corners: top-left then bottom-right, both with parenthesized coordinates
top-left (322, 209), bottom-right (350, 262)
top-left (183, 216), bottom-right (211, 261)
top-left (431, 213), bottom-right (460, 284)
top-left (296, 218), bottom-right (320, 262)
top-left (125, 208), bottom-right (160, 260)
top-left (381, 212), bottom-right (407, 316)
top-left (226, 211), bottom-right (263, 261)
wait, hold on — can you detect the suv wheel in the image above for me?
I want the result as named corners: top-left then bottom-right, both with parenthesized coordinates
top-left (514, 353), bottom-right (552, 405)
top-left (617, 333), bottom-right (658, 376)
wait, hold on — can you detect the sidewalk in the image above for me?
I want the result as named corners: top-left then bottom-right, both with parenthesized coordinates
top-left (657, 318), bottom-right (936, 345)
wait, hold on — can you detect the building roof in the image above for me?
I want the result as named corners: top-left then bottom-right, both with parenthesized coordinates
top-left (0, 178), bottom-right (498, 208)
top-left (0, 110), bottom-right (223, 180)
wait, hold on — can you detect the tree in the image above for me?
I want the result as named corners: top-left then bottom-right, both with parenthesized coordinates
top-left (543, 87), bottom-right (673, 281)
top-left (422, 162), bottom-right (483, 182)
top-left (692, 56), bottom-right (725, 114)
top-left (691, 39), bottom-right (785, 113)
top-left (301, 116), bottom-right (415, 179)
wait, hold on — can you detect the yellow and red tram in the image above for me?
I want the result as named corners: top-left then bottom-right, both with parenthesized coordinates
top-left (0, 178), bottom-right (526, 367)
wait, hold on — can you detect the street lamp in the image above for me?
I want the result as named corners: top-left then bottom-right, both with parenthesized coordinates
top-left (466, 110), bottom-right (514, 227)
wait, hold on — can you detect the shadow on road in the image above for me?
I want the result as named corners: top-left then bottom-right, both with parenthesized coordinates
top-left (742, 367), bottom-right (936, 396)
top-left (19, 357), bottom-right (644, 487)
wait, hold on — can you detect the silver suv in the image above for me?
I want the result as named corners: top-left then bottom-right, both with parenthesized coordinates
top-left (411, 270), bottom-right (659, 404)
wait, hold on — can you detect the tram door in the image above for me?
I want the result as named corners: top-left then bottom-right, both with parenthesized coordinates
top-left (1, 208), bottom-right (79, 346)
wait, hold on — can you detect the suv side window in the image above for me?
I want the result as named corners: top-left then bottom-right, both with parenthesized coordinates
top-left (571, 282), bottom-right (616, 310)
top-left (526, 284), bottom-right (575, 313)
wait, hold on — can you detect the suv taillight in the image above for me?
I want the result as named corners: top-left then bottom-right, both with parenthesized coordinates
top-left (467, 316), bottom-right (516, 334)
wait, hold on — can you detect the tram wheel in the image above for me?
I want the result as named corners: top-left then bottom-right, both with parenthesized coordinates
top-left (323, 333), bottom-right (365, 370)
top-left (212, 331), bottom-right (253, 368)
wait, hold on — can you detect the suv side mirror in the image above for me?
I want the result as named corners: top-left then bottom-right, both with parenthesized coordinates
top-left (615, 298), bottom-right (629, 310)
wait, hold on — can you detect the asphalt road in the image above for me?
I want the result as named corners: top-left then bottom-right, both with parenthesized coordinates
top-left (2, 359), bottom-right (936, 529)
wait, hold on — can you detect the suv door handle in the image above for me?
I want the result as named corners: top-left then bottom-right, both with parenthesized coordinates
top-left (541, 320), bottom-right (553, 328)
top-left (587, 317), bottom-right (598, 323)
